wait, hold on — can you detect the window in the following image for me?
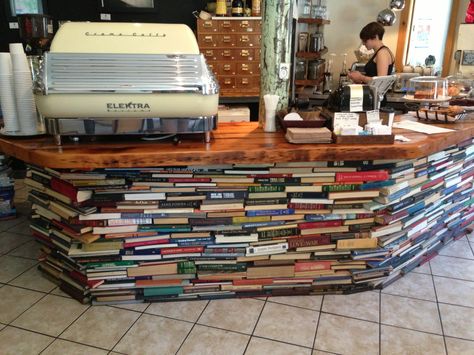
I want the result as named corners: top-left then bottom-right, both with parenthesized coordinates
top-left (405, 0), bottom-right (453, 69)
top-left (9, 0), bottom-right (43, 16)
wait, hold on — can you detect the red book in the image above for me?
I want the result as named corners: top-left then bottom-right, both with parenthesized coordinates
top-left (233, 278), bottom-right (273, 286)
top-left (287, 235), bottom-right (331, 249)
top-left (335, 171), bottom-right (389, 183)
top-left (123, 238), bottom-right (169, 248)
top-left (421, 177), bottom-right (444, 190)
top-left (298, 220), bottom-right (343, 229)
top-left (50, 177), bottom-right (92, 203)
top-left (294, 261), bottom-right (332, 272)
top-left (70, 270), bottom-right (104, 289)
top-left (160, 246), bottom-right (204, 255)
top-left (68, 218), bottom-right (106, 227)
top-left (168, 178), bottom-right (212, 183)
top-left (356, 213), bottom-right (376, 219)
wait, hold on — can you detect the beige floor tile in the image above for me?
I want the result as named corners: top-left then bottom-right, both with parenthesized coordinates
top-left (146, 300), bottom-right (208, 322)
top-left (0, 326), bottom-right (54, 355)
top-left (42, 339), bottom-right (108, 355)
top-left (439, 303), bottom-right (474, 340)
top-left (0, 255), bottom-right (37, 283)
top-left (9, 266), bottom-right (57, 293)
top-left (380, 325), bottom-right (445, 355)
top-left (314, 313), bottom-right (378, 355)
top-left (112, 302), bottom-right (149, 313)
top-left (60, 306), bottom-right (140, 350)
top-left (0, 324), bottom-right (5, 331)
top-left (430, 255), bottom-right (474, 281)
top-left (114, 314), bottom-right (192, 355)
top-left (0, 216), bottom-right (27, 232)
top-left (12, 294), bottom-right (88, 337)
top-left (445, 337), bottom-right (474, 355)
top-left (439, 240), bottom-right (474, 259)
top-left (198, 298), bottom-right (264, 334)
top-left (381, 294), bottom-right (442, 334)
top-left (434, 276), bottom-right (474, 308)
top-left (177, 324), bottom-right (249, 355)
top-left (382, 272), bottom-right (437, 301)
top-left (8, 222), bottom-right (32, 236)
top-left (412, 261), bottom-right (431, 274)
top-left (312, 351), bottom-right (335, 355)
top-left (267, 295), bottom-right (323, 310)
top-left (254, 302), bottom-right (318, 348)
top-left (245, 337), bottom-right (312, 355)
top-left (8, 240), bottom-right (41, 260)
top-left (0, 285), bottom-right (44, 323)
top-left (0, 232), bottom-right (31, 254)
top-left (322, 291), bottom-right (379, 322)
top-left (51, 286), bottom-right (72, 299)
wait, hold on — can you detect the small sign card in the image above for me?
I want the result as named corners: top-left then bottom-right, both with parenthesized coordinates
top-left (333, 112), bottom-right (360, 135)
top-left (366, 110), bottom-right (381, 124)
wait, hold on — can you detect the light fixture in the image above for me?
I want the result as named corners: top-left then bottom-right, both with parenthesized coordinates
top-left (377, 8), bottom-right (397, 26)
top-left (389, 0), bottom-right (406, 11)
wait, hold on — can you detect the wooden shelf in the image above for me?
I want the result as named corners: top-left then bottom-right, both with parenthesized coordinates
top-left (297, 18), bottom-right (330, 25)
top-left (295, 48), bottom-right (328, 59)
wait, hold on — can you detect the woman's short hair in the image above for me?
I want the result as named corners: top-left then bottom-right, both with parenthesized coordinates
top-left (360, 22), bottom-right (385, 41)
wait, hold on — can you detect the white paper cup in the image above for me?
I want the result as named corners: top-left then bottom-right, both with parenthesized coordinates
top-left (0, 74), bottom-right (20, 132)
top-left (9, 43), bottom-right (25, 55)
top-left (264, 109), bottom-right (277, 132)
top-left (0, 53), bottom-right (13, 76)
top-left (10, 53), bottom-right (30, 73)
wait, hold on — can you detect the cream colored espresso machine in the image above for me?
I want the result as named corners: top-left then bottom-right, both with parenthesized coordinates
top-left (34, 22), bottom-right (219, 145)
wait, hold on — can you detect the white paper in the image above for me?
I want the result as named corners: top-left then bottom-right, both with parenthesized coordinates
top-left (349, 85), bottom-right (363, 112)
top-left (393, 120), bottom-right (455, 135)
top-left (366, 110), bottom-right (380, 124)
top-left (395, 135), bottom-right (411, 142)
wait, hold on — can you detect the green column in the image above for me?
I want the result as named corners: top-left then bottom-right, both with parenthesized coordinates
top-left (259, 0), bottom-right (293, 125)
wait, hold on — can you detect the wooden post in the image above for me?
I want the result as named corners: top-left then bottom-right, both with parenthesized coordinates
top-left (259, 0), bottom-right (293, 125)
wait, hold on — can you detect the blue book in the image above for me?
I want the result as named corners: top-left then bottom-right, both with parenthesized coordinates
top-left (359, 179), bottom-right (396, 190)
top-left (246, 209), bottom-right (295, 217)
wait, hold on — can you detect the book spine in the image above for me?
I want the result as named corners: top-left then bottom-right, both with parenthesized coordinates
top-left (160, 247), bottom-right (204, 255)
top-left (335, 171), bottom-right (389, 183)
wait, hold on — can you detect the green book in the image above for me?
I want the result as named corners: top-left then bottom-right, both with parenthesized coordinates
top-left (143, 286), bottom-right (184, 297)
top-left (248, 185), bottom-right (285, 193)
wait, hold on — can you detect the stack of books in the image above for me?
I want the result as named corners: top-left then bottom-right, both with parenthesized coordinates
top-left (285, 127), bottom-right (333, 144)
top-left (0, 154), bottom-right (15, 220)
top-left (26, 138), bottom-right (474, 305)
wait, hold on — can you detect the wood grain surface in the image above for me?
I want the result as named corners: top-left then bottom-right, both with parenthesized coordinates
top-left (0, 121), bottom-right (473, 169)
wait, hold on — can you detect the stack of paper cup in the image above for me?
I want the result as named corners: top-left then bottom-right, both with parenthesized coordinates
top-left (263, 94), bottom-right (280, 133)
top-left (10, 43), bottom-right (38, 135)
top-left (0, 53), bottom-right (20, 132)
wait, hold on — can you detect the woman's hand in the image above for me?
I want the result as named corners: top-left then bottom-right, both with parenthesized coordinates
top-left (348, 70), bottom-right (365, 84)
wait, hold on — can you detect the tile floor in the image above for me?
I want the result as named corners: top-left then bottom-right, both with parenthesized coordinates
top-left (0, 180), bottom-right (473, 355)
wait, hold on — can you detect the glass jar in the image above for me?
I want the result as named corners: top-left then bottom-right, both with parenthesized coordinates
top-left (302, 0), bottom-right (311, 18)
top-left (295, 60), bottom-right (306, 80)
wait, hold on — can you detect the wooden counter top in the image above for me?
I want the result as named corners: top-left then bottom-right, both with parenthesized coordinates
top-left (0, 121), bottom-right (473, 169)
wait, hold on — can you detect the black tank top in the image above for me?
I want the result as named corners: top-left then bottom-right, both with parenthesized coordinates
top-left (364, 46), bottom-right (394, 77)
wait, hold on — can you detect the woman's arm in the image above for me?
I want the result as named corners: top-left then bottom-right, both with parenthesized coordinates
top-left (347, 70), bottom-right (372, 84)
top-left (376, 48), bottom-right (392, 76)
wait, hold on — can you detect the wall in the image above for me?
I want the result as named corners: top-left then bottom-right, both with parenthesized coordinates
top-left (325, 0), bottom-right (401, 76)
top-left (0, 0), bottom-right (206, 51)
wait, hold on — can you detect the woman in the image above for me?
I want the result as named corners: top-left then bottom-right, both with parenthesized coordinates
top-left (348, 22), bottom-right (394, 84)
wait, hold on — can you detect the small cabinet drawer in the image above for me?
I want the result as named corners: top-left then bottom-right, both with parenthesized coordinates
top-left (236, 34), bottom-right (261, 47)
top-left (237, 63), bottom-right (260, 75)
top-left (236, 20), bottom-right (261, 33)
top-left (217, 34), bottom-right (237, 47)
top-left (197, 19), bottom-right (218, 33)
top-left (218, 20), bottom-right (234, 32)
top-left (207, 63), bottom-right (218, 76)
top-left (236, 76), bottom-right (260, 89)
top-left (198, 34), bottom-right (218, 47)
top-left (217, 62), bottom-right (237, 75)
top-left (202, 49), bottom-right (217, 61)
top-left (215, 49), bottom-right (259, 61)
top-left (218, 76), bottom-right (236, 90)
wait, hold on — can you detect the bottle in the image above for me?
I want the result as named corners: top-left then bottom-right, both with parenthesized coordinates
top-left (339, 53), bottom-right (348, 86)
top-left (251, 0), bottom-right (261, 16)
top-left (244, 0), bottom-right (252, 16)
top-left (216, 0), bottom-right (227, 16)
top-left (232, 0), bottom-right (244, 17)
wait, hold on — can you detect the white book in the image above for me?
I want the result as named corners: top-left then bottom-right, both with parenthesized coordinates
top-left (246, 243), bottom-right (288, 256)
top-left (290, 198), bottom-right (334, 204)
top-left (79, 213), bottom-right (122, 221)
top-left (124, 193), bottom-right (165, 201)
top-left (93, 225), bottom-right (138, 235)
top-left (135, 243), bottom-right (179, 251)
top-left (121, 255), bottom-right (162, 261)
